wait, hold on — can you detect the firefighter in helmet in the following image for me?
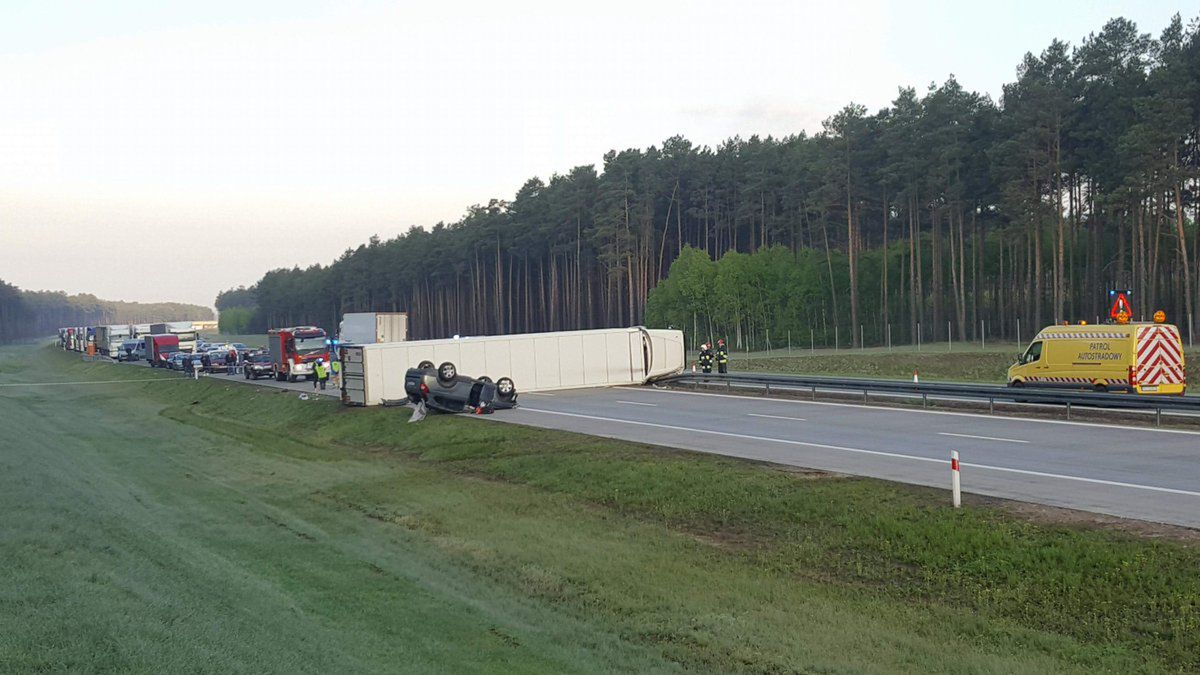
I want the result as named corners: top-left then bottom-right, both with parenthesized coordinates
top-left (698, 343), bottom-right (714, 374)
top-left (715, 339), bottom-right (729, 374)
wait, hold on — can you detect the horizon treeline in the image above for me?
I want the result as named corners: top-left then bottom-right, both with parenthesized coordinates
top-left (0, 279), bottom-right (213, 342)
top-left (219, 14), bottom-right (1200, 347)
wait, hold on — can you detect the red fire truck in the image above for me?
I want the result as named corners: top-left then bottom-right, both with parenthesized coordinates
top-left (267, 326), bottom-right (329, 382)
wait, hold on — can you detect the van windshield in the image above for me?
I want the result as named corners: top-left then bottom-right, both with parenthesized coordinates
top-left (1023, 341), bottom-right (1042, 364)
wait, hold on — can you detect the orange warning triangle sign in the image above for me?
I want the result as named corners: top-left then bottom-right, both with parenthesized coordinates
top-left (1109, 292), bottom-right (1132, 319)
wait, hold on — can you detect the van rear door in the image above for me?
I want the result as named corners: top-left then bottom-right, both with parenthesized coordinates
top-left (1134, 324), bottom-right (1186, 393)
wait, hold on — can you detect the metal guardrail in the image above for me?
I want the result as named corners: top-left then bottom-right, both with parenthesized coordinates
top-left (657, 372), bottom-right (1200, 421)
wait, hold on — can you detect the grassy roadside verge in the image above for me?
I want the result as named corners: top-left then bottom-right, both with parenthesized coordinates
top-left (5, 345), bottom-right (1200, 671)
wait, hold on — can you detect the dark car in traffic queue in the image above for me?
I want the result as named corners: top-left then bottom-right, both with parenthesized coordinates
top-left (243, 352), bottom-right (274, 379)
top-left (166, 352), bottom-right (189, 370)
top-left (403, 360), bottom-right (517, 414)
top-left (181, 353), bottom-right (205, 374)
top-left (202, 350), bottom-right (230, 373)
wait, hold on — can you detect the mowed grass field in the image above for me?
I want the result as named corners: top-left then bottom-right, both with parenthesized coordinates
top-left (3, 345), bottom-right (1200, 672)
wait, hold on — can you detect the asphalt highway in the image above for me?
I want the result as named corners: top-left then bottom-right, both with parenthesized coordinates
top-left (495, 385), bottom-right (1200, 529)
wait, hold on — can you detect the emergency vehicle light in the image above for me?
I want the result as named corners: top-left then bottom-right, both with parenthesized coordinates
top-left (1153, 310), bottom-right (1166, 324)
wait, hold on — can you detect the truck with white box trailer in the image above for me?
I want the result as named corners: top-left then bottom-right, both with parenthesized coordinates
top-left (95, 324), bottom-right (132, 358)
top-left (150, 322), bottom-right (199, 352)
top-left (338, 312), bottom-right (408, 345)
top-left (340, 326), bottom-right (685, 406)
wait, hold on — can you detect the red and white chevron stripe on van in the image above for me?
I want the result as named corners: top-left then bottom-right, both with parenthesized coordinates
top-left (1135, 325), bottom-right (1185, 386)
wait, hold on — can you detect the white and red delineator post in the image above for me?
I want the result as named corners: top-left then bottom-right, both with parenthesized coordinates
top-left (951, 451), bottom-right (961, 508)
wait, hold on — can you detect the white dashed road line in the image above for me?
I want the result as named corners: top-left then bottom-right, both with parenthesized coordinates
top-left (748, 413), bottom-right (807, 422)
top-left (938, 432), bottom-right (1028, 444)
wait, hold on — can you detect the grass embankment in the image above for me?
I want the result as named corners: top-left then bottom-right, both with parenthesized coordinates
top-left (3, 345), bottom-right (1200, 672)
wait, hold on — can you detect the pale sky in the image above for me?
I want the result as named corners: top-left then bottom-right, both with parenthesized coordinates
top-left (0, 0), bottom-right (1185, 308)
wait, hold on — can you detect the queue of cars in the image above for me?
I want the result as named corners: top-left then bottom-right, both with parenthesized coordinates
top-left (155, 342), bottom-right (256, 374)
top-left (62, 316), bottom-right (527, 416)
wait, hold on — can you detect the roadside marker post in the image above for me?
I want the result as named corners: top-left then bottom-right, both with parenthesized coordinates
top-left (951, 451), bottom-right (961, 508)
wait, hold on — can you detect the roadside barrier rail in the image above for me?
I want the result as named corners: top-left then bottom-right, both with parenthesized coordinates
top-left (655, 372), bottom-right (1200, 422)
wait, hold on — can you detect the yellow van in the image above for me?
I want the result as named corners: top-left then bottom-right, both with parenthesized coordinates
top-left (1008, 322), bottom-right (1187, 395)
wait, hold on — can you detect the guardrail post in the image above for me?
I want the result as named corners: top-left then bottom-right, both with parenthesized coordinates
top-left (989, 397), bottom-right (994, 415)
top-left (811, 385), bottom-right (816, 401)
top-left (765, 382), bottom-right (771, 396)
top-left (1156, 408), bottom-right (1161, 427)
top-left (863, 390), bottom-right (868, 404)
top-left (1066, 402), bottom-right (1071, 420)
top-left (922, 393), bottom-right (928, 408)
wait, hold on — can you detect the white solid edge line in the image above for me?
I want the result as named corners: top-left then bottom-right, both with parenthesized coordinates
top-left (938, 432), bottom-right (1029, 444)
top-left (518, 407), bottom-right (1200, 498)
top-left (748, 413), bottom-right (807, 422)
top-left (639, 386), bottom-right (1200, 436)
top-left (617, 400), bottom-right (658, 407)
top-left (523, 392), bottom-right (556, 397)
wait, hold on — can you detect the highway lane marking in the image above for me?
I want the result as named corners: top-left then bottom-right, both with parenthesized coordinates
top-left (748, 413), bottom-right (807, 422)
top-left (640, 387), bottom-right (1200, 437)
top-left (523, 392), bottom-right (556, 397)
top-left (956, 462), bottom-right (1200, 498)
top-left (617, 400), bottom-right (658, 407)
top-left (0, 378), bottom-right (185, 387)
top-left (518, 407), bottom-right (1200, 499)
top-left (938, 432), bottom-right (1027, 444)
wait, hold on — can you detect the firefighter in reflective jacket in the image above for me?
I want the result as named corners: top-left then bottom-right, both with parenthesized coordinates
top-left (716, 339), bottom-right (729, 374)
top-left (698, 343), bottom-right (714, 374)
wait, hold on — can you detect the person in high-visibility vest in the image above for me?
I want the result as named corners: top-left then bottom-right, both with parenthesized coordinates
top-left (314, 359), bottom-right (329, 391)
top-left (715, 339), bottom-right (729, 374)
top-left (331, 358), bottom-right (341, 388)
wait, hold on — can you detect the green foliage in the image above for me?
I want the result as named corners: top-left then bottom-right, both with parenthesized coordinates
top-left (218, 306), bottom-right (254, 334)
top-left (646, 245), bottom-right (853, 349)
top-left (215, 285), bottom-right (256, 311)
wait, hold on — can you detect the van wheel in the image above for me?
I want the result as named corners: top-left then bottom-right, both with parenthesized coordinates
top-left (417, 360), bottom-right (435, 371)
top-left (437, 362), bottom-right (457, 385)
top-left (1093, 383), bottom-right (1108, 393)
top-left (477, 376), bottom-right (492, 384)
